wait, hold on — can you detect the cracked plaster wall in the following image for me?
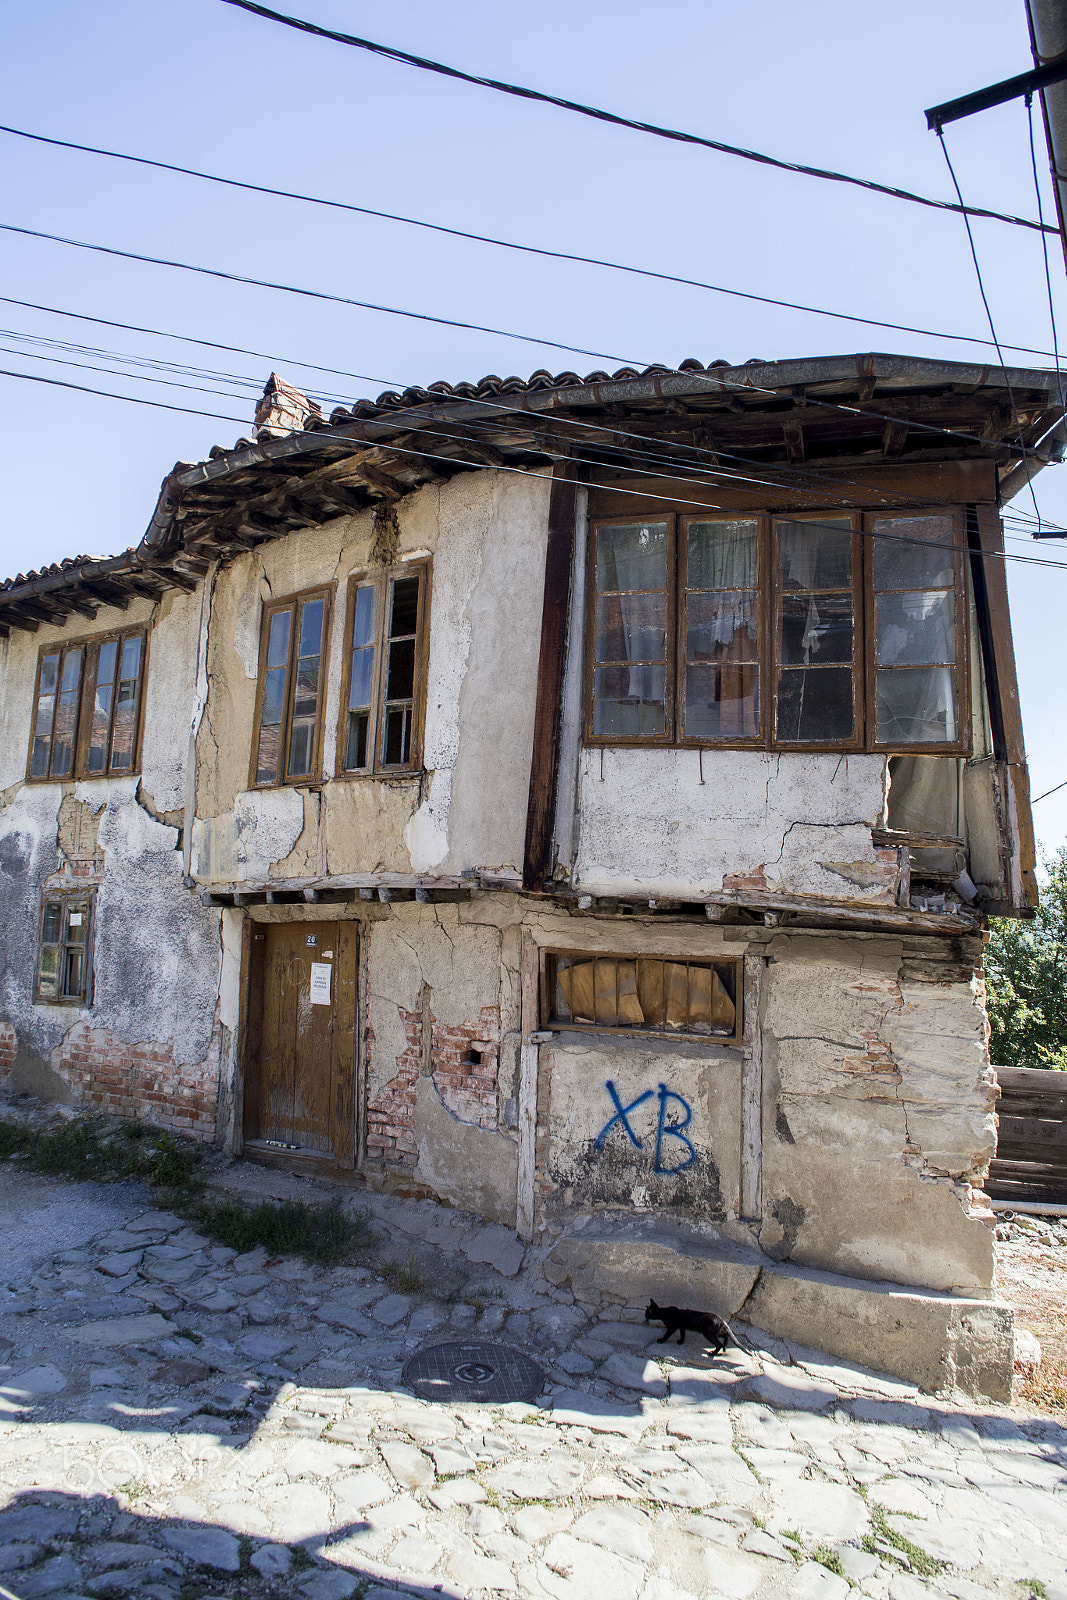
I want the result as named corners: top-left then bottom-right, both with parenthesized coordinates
top-left (192, 469), bottom-right (551, 885)
top-left (758, 931), bottom-right (996, 1294)
top-left (0, 595), bottom-right (223, 1122)
top-left (573, 748), bottom-right (895, 903)
top-left (364, 897), bottom-right (522, 1221)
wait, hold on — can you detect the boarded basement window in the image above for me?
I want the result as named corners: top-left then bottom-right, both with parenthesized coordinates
top-left (35, 891), bottom-right (94, 1005)
top-left (543, 952), bottom-right (741, 1041)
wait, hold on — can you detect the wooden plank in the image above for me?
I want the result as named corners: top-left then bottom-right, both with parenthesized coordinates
top-left (588, 459), bottom-right (998, 518)
top-left (332, 920), bottom-right (358, 1169)
top-left (292, 923), bottom-right (336, 1156)
top-left (523, 464), bottom-right (579, 889)
top-left (516, 941), bottom-right (541, 1242)
top-left (973, 503), bottom-right (1026, 767)
top-left (995, 1065), bottom-right (1067, 1094)
top-left (740, 955), bottom-right (764, 1221)
top-left (241, 923), bottom-right (268, 1145)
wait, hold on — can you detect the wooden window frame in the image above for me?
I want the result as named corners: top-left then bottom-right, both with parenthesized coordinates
top-left (770, 511), bottom-right (865, 753)
top-left (249, 586), bottom-right (333, 790)
top-left (678, 510), bottom-right (766, 749)
top-left (863, 505), bottom-right (971, 757)
top-left (34, 888), bottom-right (96, 1007)
top-left (584, 505), bottom-right (972, 757)
top-left (539, 947), bottom-right (743, 1044)
top-left (25, 626), bottom-right (149, 783)
top-left (335, 559), bottom-right (431, 779)
top-left (584, 517), bottom-right (676, 746)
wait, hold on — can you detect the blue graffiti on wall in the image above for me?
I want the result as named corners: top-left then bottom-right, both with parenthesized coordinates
top-left (594, 1080), bottom-right (696, 1173)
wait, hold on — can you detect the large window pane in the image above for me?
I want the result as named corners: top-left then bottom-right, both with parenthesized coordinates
top-left (876, 590), bottom-right (954, 667)
top-left (873, 517), bottom-right (954, 590)
top-left (684, 521), bottom-right (760, 745)
top-left (595, 592), bottom-right (667, 665)
top-left (50, 648), bottom-right (83, 778)
top-left (592, 523), bottom-right (669, 738)
top-left (877, 667), bottom-right (957, 744)
top-left (777, 666), bottom-right (855, 742)
top-left (780, 595), bottom-right (854, 665)
top-left (286, 598), bottom-right (325, 780)
top-left (774, 519), bottom-right (855, 745)
top-left (30, 654), bottom-right (60, 778)
top-left (593, 666), bottom-right (667, 736)
top-left (596, 522), bottom-right (668, 593)
top-left (871, 515), bottom-right (957, 746)
top-left (777, 519), bottom-right (853, 590)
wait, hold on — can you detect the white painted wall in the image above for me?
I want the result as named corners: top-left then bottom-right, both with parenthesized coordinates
top-left (573, 747), bottom-right (892, 903)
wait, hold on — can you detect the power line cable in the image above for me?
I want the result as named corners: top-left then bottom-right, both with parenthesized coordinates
top-left (937, 127), bottom-right (1044, 532)
top-left (7, 290), bottom-right (1065, 469)
top-left (4, 287), bottom-right (1064, 536)
top-left (2, 122), bottom-right (1058, 358)
top-left (4, 364), bottom-right (1067, 569)
top-left (6, 213), bottom-right (1067, 395)
top-left (0, 221), bottom-right (643, 367)
top-left (1032, 778), bottom-right (1067, 802)
top-left (217, 0), bottom-right (1056, 237)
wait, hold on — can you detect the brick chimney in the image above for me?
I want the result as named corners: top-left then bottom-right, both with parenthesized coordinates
top-left (254, 372), bottom-right (323, 439)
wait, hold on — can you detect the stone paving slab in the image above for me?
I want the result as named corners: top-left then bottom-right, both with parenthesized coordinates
top-left (1, 1168), bottom-right (1066, 1600)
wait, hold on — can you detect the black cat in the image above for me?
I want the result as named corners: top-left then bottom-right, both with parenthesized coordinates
top-left (644, 1298), bottom-right (755, 1357)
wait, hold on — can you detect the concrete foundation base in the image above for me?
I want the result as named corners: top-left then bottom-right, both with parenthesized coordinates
top-left (540, 1213), bottom-right (1014, 1402)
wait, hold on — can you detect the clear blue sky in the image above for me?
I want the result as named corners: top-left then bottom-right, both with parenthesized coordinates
top-left (2, 0), bottom-right (1066, 850)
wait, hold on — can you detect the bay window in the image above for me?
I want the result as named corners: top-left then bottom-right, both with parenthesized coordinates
top-left (585, 508), bottom-right (967, 754)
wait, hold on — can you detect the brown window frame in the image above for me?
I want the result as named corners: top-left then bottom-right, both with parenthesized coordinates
top-left (26, 626), bottom-right (149, 783)
top-left (35, 888), bottom-right (96, 1006)
top-left (335, 559), bottom-right (431, 778)
top-left (249, 586), bottom-right (333, 790)
top-left (540, 948), bottom-right (743, 1044)
top-left (584, 505), bottom-right (971, 757)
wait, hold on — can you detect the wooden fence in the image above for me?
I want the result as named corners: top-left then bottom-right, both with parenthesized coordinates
top-left (986, 1066), bottom-right (1067, 1204)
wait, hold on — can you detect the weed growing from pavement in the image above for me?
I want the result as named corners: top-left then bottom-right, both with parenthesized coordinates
top-left (0, 1111), bottom-right (374, 1267)
top-left (811, 1544), bottom-right (845, 1575)
top-left (1019, 1583), bottom-right (1049, 1600)
top-left (196, 1196), bottom-right (372, 1265)
top-left (288, 1546), bottom-right (314, 1572)
top-left (381, 1249), bottom-right (423, 1293)
top-left (863, 1504), bottom-right (944, 1578)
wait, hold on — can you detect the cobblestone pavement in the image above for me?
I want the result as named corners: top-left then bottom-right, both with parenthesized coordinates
top-left (1, 1171), bottom-right (1065, 1600)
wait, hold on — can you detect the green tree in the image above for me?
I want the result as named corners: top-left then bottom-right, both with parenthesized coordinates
top-left (985, 846), bottom-right (1067, 1070)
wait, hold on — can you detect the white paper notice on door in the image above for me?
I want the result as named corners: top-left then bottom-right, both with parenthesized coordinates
top-left (309, 962), bottom-right (332, 1005)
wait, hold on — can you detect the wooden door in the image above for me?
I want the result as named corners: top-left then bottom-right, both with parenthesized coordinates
top-left (244, 921), bottom-right (357, 1165)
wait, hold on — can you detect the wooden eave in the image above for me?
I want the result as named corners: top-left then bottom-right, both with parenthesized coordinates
top-left (3, 352), bottom-right (1062, 636)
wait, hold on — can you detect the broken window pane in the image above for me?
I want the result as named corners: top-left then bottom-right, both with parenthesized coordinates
top-left (50, 648), bottom-right (84, 778)
top-left (774, 519), bottom-right (855, 744)
top-left (87, 640), bottom-right (118, 775)
top-left (41, 901), bottom-right (62, 943)
top-left (31, 652), bottom-right (61, 778)
top-left (379, 577), bottom-right (420, 766)
top-left (547, 953), bottom-right (739, 1038)
top-left (287, 598), bottom-right (325, 778)
top-left (871, 516), bottom-right (957, 746)
top-left (592, 523), bottom-right (669, 738)
top-left (683, 519), bottom-right (760, 742)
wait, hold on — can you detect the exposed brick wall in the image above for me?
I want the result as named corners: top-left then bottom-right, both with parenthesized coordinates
top-left (431, 1007), bottom-right (500, 1130)
top-left (365, 1009), bottom-right (421, 1167)
top-left (0, 1022), bottom-right (16, 1088)
top-left (365, 1003), bottom-right (502, 1167)
top-left (51, 1020), bottom-right (220, 1140)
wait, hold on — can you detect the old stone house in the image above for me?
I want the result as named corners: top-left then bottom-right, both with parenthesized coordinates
top-left (0, 353), bottom-right (1057, 1397)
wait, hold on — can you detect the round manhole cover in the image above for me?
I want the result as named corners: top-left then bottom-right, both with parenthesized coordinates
top-left (402, 1340), bottom-right (545, 1404)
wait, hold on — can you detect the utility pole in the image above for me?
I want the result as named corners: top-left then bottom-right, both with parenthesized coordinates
top-left (924, 1), bottom-right (1067, 275)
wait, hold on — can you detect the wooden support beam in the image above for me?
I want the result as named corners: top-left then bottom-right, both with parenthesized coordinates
top-left (783, 420), bottom-right (806, 463)
top-left (882, 419), bottom-right (909, 459)
top-left (524, 463), bottom-right (580, 890)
